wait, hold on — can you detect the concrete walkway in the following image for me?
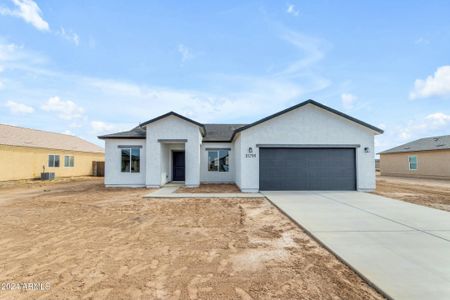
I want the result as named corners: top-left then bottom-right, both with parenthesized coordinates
top-left (145, 185), bottom-right (264, 198)
top-left (263, 191), bottom-right (450, 300)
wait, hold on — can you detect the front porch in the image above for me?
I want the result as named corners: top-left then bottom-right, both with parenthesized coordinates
top-left (146, 138), bottom-right (201, 188)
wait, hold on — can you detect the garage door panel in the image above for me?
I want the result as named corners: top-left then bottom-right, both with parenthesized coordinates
top-left (259, 148), bottom-right (356, 191)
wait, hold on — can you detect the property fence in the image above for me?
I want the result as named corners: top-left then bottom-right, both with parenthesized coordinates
top-left (92, 161), bottom-right (105, 177)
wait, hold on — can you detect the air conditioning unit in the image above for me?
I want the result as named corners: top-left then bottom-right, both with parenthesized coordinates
top-left (41, 172), bottom-right (55, 180)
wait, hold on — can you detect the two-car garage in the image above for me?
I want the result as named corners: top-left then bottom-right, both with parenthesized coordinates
top-left (259, 147), bottom-right (357, 191)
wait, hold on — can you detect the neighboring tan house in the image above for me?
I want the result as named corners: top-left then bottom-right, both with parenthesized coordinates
top-left (0, 124), bottom-right (104, 181)
top-left (379, 135), bottom-right (450, 179)
top-left (99, 100), bottom-right (383, 191)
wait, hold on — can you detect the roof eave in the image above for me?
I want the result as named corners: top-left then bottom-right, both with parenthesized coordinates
top-left (98, 136), bottom-right (146, 140)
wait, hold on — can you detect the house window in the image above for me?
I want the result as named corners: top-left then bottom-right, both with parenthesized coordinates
top-left (208, 150), bottom-right (229, 172)
top-left (121, 147), bottom-right (140, 173)
top-left (48, 155), bottom-right (60, 167)
top-left (408, 155), bottom-right (417, 170)
top-left (64, 156), bottom-right (74, 167)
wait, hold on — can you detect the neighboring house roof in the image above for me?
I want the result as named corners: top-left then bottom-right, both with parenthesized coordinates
top-left (98, 99), bottom-right (383, 142)
top-left (0, 124), bottom-right (104, 153)
top-left (379, 135), bottom-right (450, 154)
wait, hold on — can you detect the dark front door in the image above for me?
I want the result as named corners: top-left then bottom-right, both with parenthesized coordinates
top-left (172, 151), bottom-right (185, 181)
top-left (259, 148), bottom-right (356, 191)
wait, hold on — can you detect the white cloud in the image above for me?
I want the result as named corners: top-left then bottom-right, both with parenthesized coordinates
top-left (286, 4), bottom-right (299, 16)
top-left (0, 43), bottom-right (21, 61)
top-left (85, 74), bottom-right (314, 124)
top-left (90, 120), bottom-right (131, 135)
top-left (5, 100), bottom-right (34, 114)
top-left (414, 37), bottom-right (430, 45)
top-left (0, 0), bottom-right (49, 31)
top-left (341, 93), bottom-right (357, 109)
top-left (90, 121), bottom-right (115, 133)
top-left (278, 30), bottom-right (330, 77)
top-left (41, 96), bottom-right (84, 120)
top-left (177, 44), bottom-right (193, 63)
top-left (410, 65), bottom-right (450, 99)
top-left (56, 27), bottom-right (80, 46)
top-left (425, 112), bottom-right (450, 126)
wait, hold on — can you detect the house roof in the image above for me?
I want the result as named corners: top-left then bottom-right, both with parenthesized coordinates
top-left (380, 135), bottom-right (450, 154)
top-left (0, 124), bottom-right (104, 153)
top-left (231, 99), bottom-right (383, 139)
top-left (98, 126), bottom-right (147, 139)
top-left (98, 124), bottom-right (246, 141)
top-left (203, 124), bottom-right (247, 142)
top-left (98, 99), bottom-right (383, 142)
top-left (140, 111), bottom-right (206, 136)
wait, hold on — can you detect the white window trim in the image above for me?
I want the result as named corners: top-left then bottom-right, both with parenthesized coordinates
top-left (207, 149), bottom-right (230, 173)
top-left (408, 155), bottom-right (417, 171)
top-left (48, 154), bottom-right (60, 168)
top-left (121, 147), bottom-right (140, 173)
top-left (64, 155), bottom-right (74, 168)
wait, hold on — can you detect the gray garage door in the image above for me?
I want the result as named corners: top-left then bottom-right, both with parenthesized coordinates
top-left (259, 148), bottom-right (356, 191)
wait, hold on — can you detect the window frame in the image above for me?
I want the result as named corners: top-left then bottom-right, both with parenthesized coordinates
top-left (207, 149), bottom-right (230, 173)
top-left (64, 155), bottom-right (75, 168)
top-left (121, 147), bottom-right (140, 173)
top-left (48, 154), bottom-right (60, 168)
top-left (408, 155), bottom-right (417, 171)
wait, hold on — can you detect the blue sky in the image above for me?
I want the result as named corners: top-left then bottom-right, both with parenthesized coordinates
top-left (1, 0), bottom-right (450, 153)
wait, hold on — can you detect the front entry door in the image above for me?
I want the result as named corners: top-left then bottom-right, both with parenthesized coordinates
top-left (172, 151), bottom-right (185, 181)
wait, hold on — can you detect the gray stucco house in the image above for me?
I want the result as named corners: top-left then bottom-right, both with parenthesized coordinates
top-left (99, 100), bottom-right (383, 192)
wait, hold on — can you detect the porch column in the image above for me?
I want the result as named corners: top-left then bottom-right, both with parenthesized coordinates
top-left (146, 140), bottom-right (161, 188)
top-left (185, 140), bottom-right (200, 187)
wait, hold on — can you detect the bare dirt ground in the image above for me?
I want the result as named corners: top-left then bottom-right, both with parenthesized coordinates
top-left (375, 175), bottom-right (450, 212)
top-left (0, 179), bottom-right (382, 299)
top-left (176, 184), bottom-right (240, 194)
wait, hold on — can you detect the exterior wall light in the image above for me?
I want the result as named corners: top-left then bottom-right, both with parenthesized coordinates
top-left (364, 147), bottom-right (370, 153)
top-left (248, 147), bottom-right (253, 153)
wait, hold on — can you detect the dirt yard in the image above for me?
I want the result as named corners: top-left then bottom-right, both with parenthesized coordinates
top-left (0, 179), bottom-right (382, 299)
top-left (176, 184), bottom-right (240, 194)
top-left (375, 175), bottom-right (450, 212)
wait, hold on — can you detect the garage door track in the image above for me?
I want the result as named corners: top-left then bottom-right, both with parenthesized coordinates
top-left (263, 191), bottom-right (450, 300)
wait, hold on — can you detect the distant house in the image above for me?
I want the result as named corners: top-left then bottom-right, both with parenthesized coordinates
top-left (0, 124), bottom-right (104, 181)
top-left (379, 135), bottom-right (450, 179)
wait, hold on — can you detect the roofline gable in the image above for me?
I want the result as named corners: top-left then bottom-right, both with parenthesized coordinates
top-left (231, 99), bottom-right (383, 140)
top-left (140, 111), bottom-right (206, 136)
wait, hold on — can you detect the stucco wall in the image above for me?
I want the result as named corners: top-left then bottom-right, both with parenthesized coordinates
top-left (380, 150), bottom-right (450, 179)
top-left (238, 104), bottom-right (377, 192)
top-left (200, 142), bottom-right (234, 183)
top-left (104, 139), bottom-right (146, 187)
top-left (0, 144), bottom-right (104, 181)
top-left (233, 135), bottom-right (242, 188)
top-left (145, 116), bottom-right (201, 187)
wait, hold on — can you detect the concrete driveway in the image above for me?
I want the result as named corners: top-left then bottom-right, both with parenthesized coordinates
top-left (263, 191), bottom-right (450, 300)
